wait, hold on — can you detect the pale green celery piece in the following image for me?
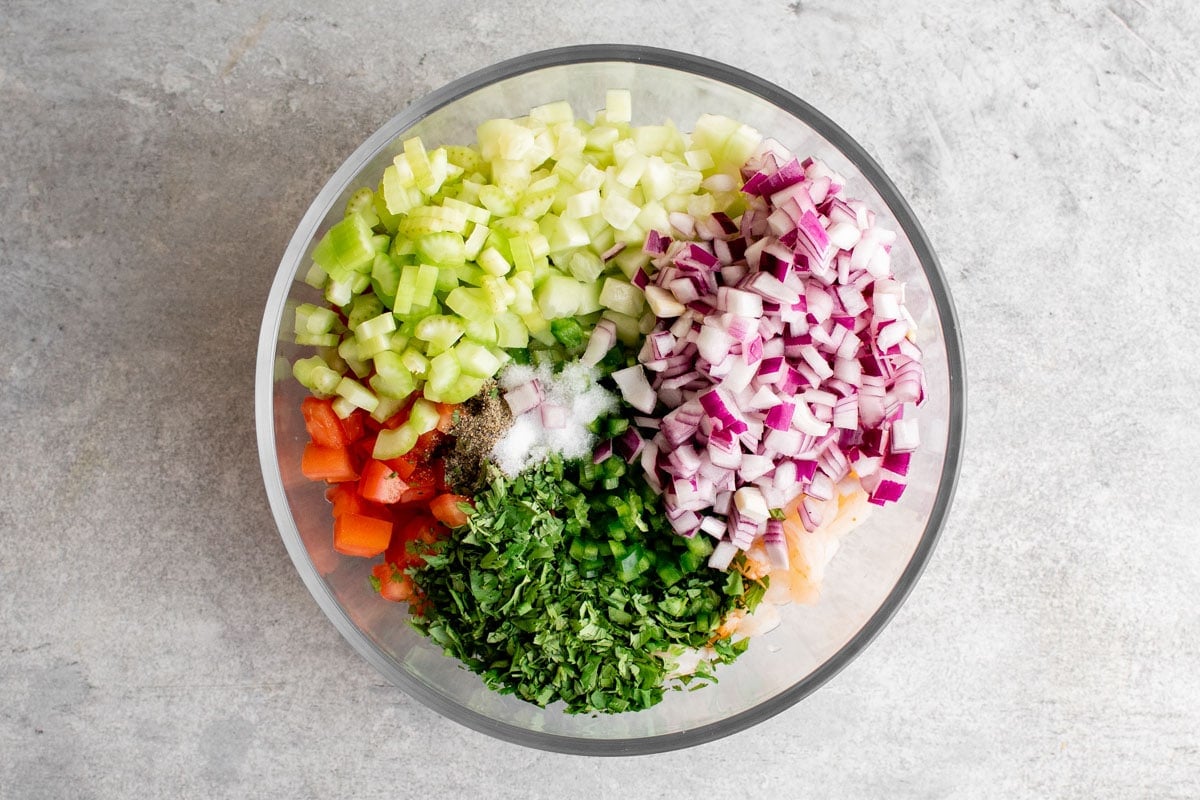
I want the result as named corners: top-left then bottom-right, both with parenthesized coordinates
top-left (371, 394), bottom-right (406, 424)
top-left (355, 311), bottom-right (397, 341)
top-left (335, 376), bottom-right (379, 412)
top-left (374, 424), bottom-right (419, 459)
top-left (407, 398), bottom-right (441, 434)
top-left (492, 215), bottom-right (540, 239)
top-left (463, 316), bottom-right (498, 346)
top-left (388, 331), bottom-right (409, 353)
top-left (389, 234), bottom-right (416, 258)
top-left (518, 191), bottom-right (555, 220)
top-left (508, 276), bottom-right (534, 315)
top-left (433, 264), bottom-right (460, 294)
top-left (478, 246), bottom-right (511, 276)
top-left (382, 164), bottom-right (419, 215)
top-left (444, 145), bottom-right (485, 174)
top-left (480, 276), bottom-right (514, 314)
top-left (400, 347), bottom-right (430, 378)
top-left (508, 235), bottom-right (534, 272)
top-left (371, 234), bottom-right (390, 253)
top-left (318, 346), bottom-right (347, 375)
top-left (416, 231), bottom-right (466, 266)
top-left (331, 396), bottom-right (358, 420)
top-left (424, 351), bottom-right (461, 397)
top-left (349, 273), bottom-right (371, 294)
top-left (415, 315), bottom-right (465, 352)
top-left (463, 223), bottom-right (490, 261)
top-left (445, 286), bottom-right (492, 322)
top-left (413, 264), bottom-right (439, 308)
top-left (310, 365), bottom-right (341, 396)
top-left (404, 136), bottom-right (434, 191)
top-left (347, 294), bottom-right (384, 331)
top-left (454, 263), bottom-right (486, 287)
top-left (493, 312), bottom-right (529, 348)
top-left (441, 197), bottom-right (490, 225)
top-left (292, 355), bottom-right (323, 386)
top-left (303, 263), bottom-right (328, 289)
top-left (295, 332), bottom-right (340, 348)
top-left (454, 340), bottom-right (502, 379)
top-left (490, 159), bottom-right (533, 195)
top-left (356, 333), bottom-right (392, 360)
top-left (293, 302), bottom-right (316, 334)
top-left (605, 89), bottom-right (632, 124)
top-left (547, 216), bottom-right (589, 252)
top-left (393, 263), bottom-right (420, 315)
top-left (325, 277), bottom-right (353, 308)
top-left (369, 364), bottom-right (416, 400)
top-left (477, 184), bottom-right (516, 216)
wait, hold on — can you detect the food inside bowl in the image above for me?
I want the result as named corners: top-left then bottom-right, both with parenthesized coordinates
top-left (288, 92), bottom-right (925, 714)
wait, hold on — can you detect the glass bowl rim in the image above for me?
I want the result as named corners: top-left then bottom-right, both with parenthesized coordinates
top-left (255, 43), bottom-right (967, 756)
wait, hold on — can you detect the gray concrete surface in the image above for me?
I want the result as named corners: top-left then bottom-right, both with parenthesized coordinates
top-left (3, 1), bottom-right (1198, 797)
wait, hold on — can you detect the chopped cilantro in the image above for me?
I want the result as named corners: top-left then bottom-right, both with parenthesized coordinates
top-left (407, 454), bottom-right (765, 714)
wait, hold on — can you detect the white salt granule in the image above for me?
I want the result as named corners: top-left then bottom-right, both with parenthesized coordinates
top-left (490, 361), bottom-right (618, 476)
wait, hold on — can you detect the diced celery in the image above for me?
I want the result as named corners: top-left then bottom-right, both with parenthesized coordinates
top-left (389, 235), bottom-right (416, 258)
top-left (331, 396), bottom-right (358, 419)
top-left (508, 274), bottom-right (534, 314)
top-left (347, 294), bottom-right (384, 331)
top-left (480, 275), bottom-right (513, 314)
top-left (374, 424), bottom-right (419, 459)
top-left (463, 223), bottom-right (490, 260)
top-left (393, 263), bottom-right (419, 315)
top-left (414, 315), bottom-right (465, 352)
top-left (415, 232), bottom-right (466, 266)
top-left (355, 311), bottom-right (396, 341)
top-left (494, 312), bottom-right (529, 348)
top-left (477, 117), bottom-right (535, 162)
top-left (445, 287), bottom-right (492, 322)
top-left (546, 215), bottom-right (589, 252)
top-left (295, 303), bottom-right (336, 335)
top-left (455, 340), bottom-right (502, 378)
top-left (303, 263), bottom-right (328, 289)
top-left (398, 205), bottom-right (468, 237)
top-left (355, 333), bottom-right (392, 359)
top-left (293, 356), bottom-right (342, 396)
top-left (564, 188), bottom-right (601, 219)
top-left (424, 351), bottom-right (461, 397)
top-left (478, 246), bottom-right (511, 276)
top-left (463, 316), bottom-right (498, 346)
top-left (334, 376), bottom-right (379, 413)
top-left (433, 264), bottom-right (459, 294)
top-left (400, 347), bottom-right (430, 378)
top-left (477, 184), bottom-right (516, 216)
top-left (452, 264), bottom-right (483, 287)
top-left (311, 213), bottom-right (375, 282)
top-left (324, 277), bottom-right (353, 308)
top-left (445, 144), bottom-right (485, 173)
top-left (413, 264), bottom-right (439, 309)
top-left (349, 273), bottom-right (371, 295)
top-left (389, 331), bottom-right (409, 353)
top-left (490, 159), bottom-right (533, 194)
top-left (294, 331), bottom-right (340, 347)
top-left (371, 395), bottom-right (406, 424)
top-left (508, 235), bottom-right (534, 272)
top-left (372, 351), bottom-right (417, 398)
top-left (408, 398), bottom-right (440, 435)
top-left (371, 253), bottom-right (401, 308)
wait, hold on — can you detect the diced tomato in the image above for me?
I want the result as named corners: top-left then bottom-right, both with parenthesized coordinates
top-left (359, 459), bottom-right (409, 505)
top-left (332, 513), bottom-right (392, 557)
top-left (385, 512), bottom-right (446, 567)
top-left (429, 493), bottom-right (471, 528)
top-left (398, 485), bottom-right (437, 506)
top-left (301, 397), bottom-right (349, 448)
top-left (435, 402), bottom-right (457, 433)
top-left (371, 563), bottom-right (414, 603)
top-left (327, 484), bottom-right (389, 521)
top-left (301, 443), bottom-right (358, 483)
top-left (341, 409), bottom-right (366, 442)
top-left (382, 454), bottom-right (418, 481)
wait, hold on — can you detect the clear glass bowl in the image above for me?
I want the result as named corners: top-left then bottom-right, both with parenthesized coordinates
top-left (255, 45), bottom-right (965, 755)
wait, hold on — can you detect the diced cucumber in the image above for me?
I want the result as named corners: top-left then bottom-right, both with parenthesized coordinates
top-left (534, 274), bottom-right (584, 320)
top-left (598, 277), bottom-right (645, 317)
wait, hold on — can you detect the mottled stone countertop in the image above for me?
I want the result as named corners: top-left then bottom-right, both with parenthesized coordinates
top-left (2, 2), bottom-right (1197, 798)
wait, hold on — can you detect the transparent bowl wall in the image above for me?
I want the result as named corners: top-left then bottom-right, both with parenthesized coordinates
top-left (256, 46), bottom-right (964, 755)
